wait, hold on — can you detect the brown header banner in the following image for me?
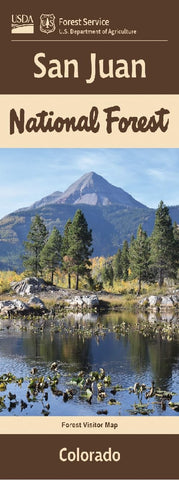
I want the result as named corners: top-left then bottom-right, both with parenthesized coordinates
top-left (0, 434), bottom-right (178, 479)
top-left (1, 0), bottom-right (179, 94)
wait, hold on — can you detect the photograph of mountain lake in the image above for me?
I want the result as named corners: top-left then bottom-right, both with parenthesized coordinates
top-left (0, 306), bottom-right (179, 416)
top-left (0, 148), bottom-right (179, 416)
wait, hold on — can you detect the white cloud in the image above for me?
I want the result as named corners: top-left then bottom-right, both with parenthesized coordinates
top-left (146, 168), bottom-right (166, 181)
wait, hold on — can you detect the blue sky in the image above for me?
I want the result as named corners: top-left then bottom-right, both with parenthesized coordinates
top-left (0, 148), bottom-right (178, 218)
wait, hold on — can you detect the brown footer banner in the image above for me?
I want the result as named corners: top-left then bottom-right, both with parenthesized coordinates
top-left (0, 434), bottom-right (178, 479)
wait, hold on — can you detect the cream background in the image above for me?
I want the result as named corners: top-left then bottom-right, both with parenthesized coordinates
top-left (0, 416), bottom-right (178, 434)
top-left (0, 94), bottom-right (179, 147)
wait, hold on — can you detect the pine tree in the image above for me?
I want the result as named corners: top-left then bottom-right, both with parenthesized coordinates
top-left (113, 248), bottom-right (122, 280)
top-left (61, 218), bottom-right (72, 288)
top-left (23, 215), bottom-right (48, 276)
top-left (173, 222), bottom-right (179, 276)
top-left (40, 227), bottom-right (62, 284)
top-left (102, 261), bottom-right (114, 287)
top-left (150, 201), bottom-right (176, 286)
top-left (68, 209), bottom-right (93, 290)
top-left (121, 240), bottom-right (129, 281)
top-left (129, 224), bottom-right (150, 294)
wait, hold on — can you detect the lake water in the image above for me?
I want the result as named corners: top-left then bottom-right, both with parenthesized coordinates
top-left (0, 311), bottom-right (179, 416)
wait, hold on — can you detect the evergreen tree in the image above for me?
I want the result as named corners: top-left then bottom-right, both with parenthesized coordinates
top-left (150, 201), bottom-right (176, 286)
top-left (61, 218), bottom-right (72, 289)
top-left (102, 261), bottom-right (114, 287)
top-left (40, 227), bottom-right (62, 284)
top-left (121, 240), bottom-right (129, 281)
top-left (113, 248), bottom-right (122, 280)
top-left (68, 209), bottom-right (93, 290)
top-left (129, 224), bottom-right (150, 294)
top-left (23, 215), bottom-right (48, 276)
top-left (173, 222), bottom-right (179, 273)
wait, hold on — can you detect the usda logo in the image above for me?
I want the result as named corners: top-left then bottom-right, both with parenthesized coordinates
top-left (11, 14), bottom-right (34, 34)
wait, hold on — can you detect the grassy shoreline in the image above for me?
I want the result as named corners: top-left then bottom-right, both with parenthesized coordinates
top-left (0, 270), bottom-right (179, 316)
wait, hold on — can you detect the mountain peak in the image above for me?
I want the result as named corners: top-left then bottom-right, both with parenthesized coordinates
top-left (54, 171), bottom-right (145, 208)
top-left (26, 172), bottom-right (145, 210)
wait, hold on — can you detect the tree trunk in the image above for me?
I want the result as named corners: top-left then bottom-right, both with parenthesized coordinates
top-left (159, 268), bottom-right (163, 287)
top-left (75, 274), bottom-right (79, 290)
top-left (68, 273), bottom-right (71, 289)
top-left (51, 271), bottom-right (54, 285)
top-left (35, 249), bottom-right (38, 277)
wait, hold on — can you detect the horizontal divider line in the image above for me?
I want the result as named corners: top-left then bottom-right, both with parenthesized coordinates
top-left (11, 39), bottom-right (169, 42)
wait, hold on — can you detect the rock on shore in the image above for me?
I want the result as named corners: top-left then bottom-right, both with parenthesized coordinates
top-left (66, 294), bottom-right (99, 309)
top-left (139, 294), bottom-right (179, 311)
top-left (0, 299), bottom-right (30, 315)
top-left (0, 296), bottom-right (46, 316)
top-left (11, 277), bottom-right (58, 296)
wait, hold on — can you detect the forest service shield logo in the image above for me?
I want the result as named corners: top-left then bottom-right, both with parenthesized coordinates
top-left (40, 14), bottom-right (56, 34)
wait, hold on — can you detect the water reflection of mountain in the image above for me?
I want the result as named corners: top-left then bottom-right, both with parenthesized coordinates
top-left (0, 313), bottom-right (179, 392)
